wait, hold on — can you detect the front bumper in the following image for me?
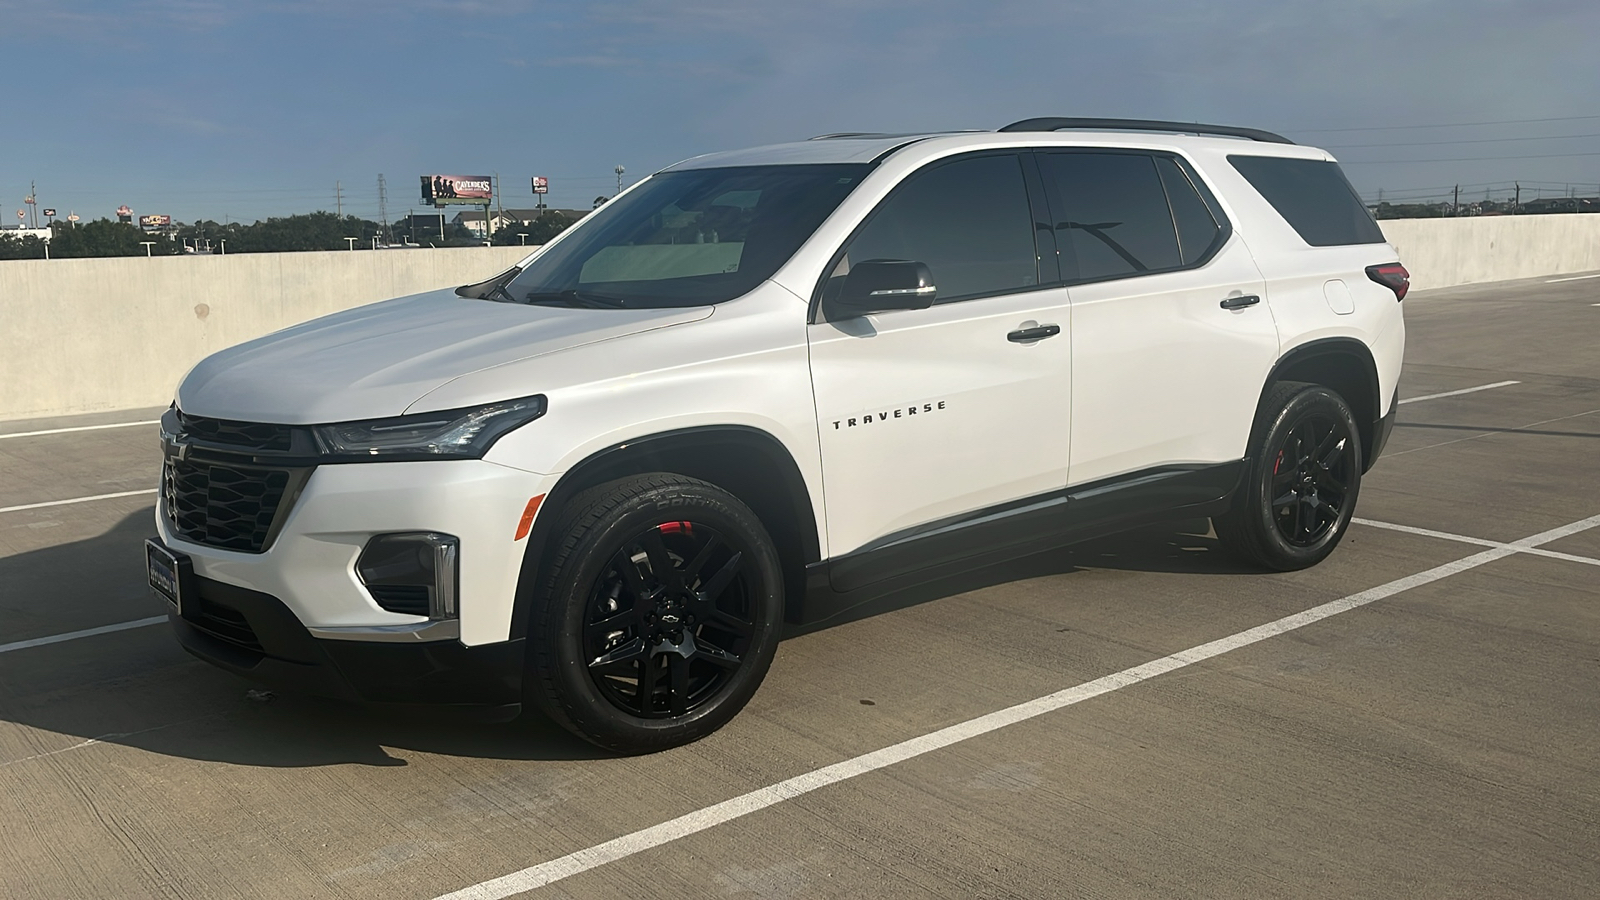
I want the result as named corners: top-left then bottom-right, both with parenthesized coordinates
top-left (154, 457), bottom-right (555, 647)
top-left (171, 573), bottom-right (523, 709)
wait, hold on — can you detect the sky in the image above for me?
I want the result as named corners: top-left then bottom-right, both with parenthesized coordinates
top-left (2, 0), bottom-right (1598, 225)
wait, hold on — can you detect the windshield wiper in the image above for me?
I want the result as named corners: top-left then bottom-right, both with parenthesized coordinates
top-left (483, 282), bottom-right (520, 304)
top-left (521, 290), bottom-right (628, 309)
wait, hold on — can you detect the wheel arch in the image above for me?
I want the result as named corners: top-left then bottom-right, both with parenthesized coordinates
top-left (509, 425), bottom-right (822, 638)
top-left (1261, 337), bottom-right (1383, 471)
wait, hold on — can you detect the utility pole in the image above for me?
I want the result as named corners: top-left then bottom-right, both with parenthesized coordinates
top-left (1452, 184), bottom-right (1460, 217)
top-left (1513, 182), bottom-right (1521, 215)
top-left (377, 174), bottom-right (391, 246)
top-left (615, 165), bottom-right (625, 195)
top-left (336, 180), bottom-right (343, 218)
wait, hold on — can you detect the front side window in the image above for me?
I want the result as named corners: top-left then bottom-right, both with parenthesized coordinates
top-left (823, 154), bottom-right (1039, 307)
top-left (1041, 152), bottom-right (1185, 281)
top-left (504, 164), bottom-right (870, 308)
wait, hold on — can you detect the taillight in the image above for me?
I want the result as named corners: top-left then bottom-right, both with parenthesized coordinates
top-left (1366, 263), bottom-right (1410, 301)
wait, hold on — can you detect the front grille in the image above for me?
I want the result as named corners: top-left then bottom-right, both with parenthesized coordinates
top-left (368, 585), bottom-right (431, 617)
top-left (188, 597), bottom-right (264, 652)
top-left (177, 411), bottom-right (293, 452)
top-left (163, 458), bottom-right (294, 553)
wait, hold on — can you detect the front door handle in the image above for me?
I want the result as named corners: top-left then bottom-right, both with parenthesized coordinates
top-left (1007, 324), bottom-right (1061, 343)
top-left (1220, 294), bottom-right (1261, 310)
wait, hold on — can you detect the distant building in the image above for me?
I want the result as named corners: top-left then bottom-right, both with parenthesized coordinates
top-left (0, 226), bottom-right (51, 241)
top-left (452, 208), bottom-right (589, 237)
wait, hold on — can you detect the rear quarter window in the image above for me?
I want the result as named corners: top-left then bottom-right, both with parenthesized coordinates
top-left (1228, 156), bottom-right (1386, 247)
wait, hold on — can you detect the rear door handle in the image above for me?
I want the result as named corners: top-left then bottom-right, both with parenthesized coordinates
top-left (1219, 294), bottom-right (1261, 310)
top-left (1007, 324), bottom-right (1061, 343)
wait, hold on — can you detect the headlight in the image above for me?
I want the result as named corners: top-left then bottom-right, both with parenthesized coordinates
top-left (312, 395), bottom-right (546, 461)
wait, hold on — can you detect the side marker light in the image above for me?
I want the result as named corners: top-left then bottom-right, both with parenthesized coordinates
top-left (514, 494), bottom-right (546, 541)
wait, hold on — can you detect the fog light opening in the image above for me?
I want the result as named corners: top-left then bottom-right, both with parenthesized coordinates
top-left (357, 532), bottom-right (460, 620)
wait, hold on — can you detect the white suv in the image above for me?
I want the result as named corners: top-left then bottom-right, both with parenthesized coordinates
top-left (148, 118), bottom-right (1407, 752)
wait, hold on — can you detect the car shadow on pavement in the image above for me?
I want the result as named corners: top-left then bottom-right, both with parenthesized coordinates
top-left (0, 510), bottom-right (607, 767)
top-left (1, 511), bottom-right (1256, 767)
top-left (786, 518), bottom-right (1260, 636)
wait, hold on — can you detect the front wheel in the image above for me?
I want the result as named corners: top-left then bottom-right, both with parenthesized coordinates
top-left (525, 474), bottom-right (784, 753)
top-left (1215, 382), bottom-right (1364, 571)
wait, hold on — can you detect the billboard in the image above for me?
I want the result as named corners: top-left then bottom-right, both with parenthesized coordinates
top-left (421, 174), bottom-right (492, 206)
top-left (139, 214), bottom-right (172, 229)
top-left (531, 176), bottom-right (549, 195)
top-left (117, 205), bottom-right (133, 223)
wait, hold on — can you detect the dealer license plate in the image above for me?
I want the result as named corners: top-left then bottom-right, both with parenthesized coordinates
top-left (145, 539), bottom-right (186, 614)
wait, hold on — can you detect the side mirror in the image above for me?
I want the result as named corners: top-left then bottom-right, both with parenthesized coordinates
top-left (830, 259), bottom-right (937, 317)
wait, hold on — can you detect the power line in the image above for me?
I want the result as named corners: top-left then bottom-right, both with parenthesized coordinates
top-left (1293, 113), bottom-right (1600, 134)
top-left (1340, 150), bottom-right (1600, 164)
top-left (1325, 131), bottom-right (1600, 149)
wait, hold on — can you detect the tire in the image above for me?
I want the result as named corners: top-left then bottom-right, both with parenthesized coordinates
top-left (525, 473), bottom-right (784, 753)
top-left (1214, 381), bottom-right (1364, 571)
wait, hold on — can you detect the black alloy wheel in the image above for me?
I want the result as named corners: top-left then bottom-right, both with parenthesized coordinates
top-left (583, 520), bottom-right (755, 718)
top-left (1268, 414), bottom-right (1355, 547)
top-left (1215, 382), bottom-right (1364, 571)
top-left (526, 473), bottom-right (783, 753)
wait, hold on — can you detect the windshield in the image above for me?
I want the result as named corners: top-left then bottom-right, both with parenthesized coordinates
top-left (503, 164), bottom-right (871, 308)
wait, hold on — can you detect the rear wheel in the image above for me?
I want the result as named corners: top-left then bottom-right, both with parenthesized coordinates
top-left (1215, 382), bottom-right (1363, 571)
top-left (525, 474), bottom-right (783, 753)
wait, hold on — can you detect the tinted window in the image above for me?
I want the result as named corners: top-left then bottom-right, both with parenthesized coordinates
top-left (505, 164), bottom-right (868, 308)
top-left (1156, 157), bottom-right (1222, 265)
top-left (1042, 153), bottom-right (1181, 280)
top-left (1229, 156), bottom-right (1385, 246)
top-left (827, 154), bottom-right (1038, 305)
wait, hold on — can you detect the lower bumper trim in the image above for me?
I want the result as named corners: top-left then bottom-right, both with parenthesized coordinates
top-left (172, 575), bottom-right (521, 708)
top-left (307, 619), bottom-right (461, 643)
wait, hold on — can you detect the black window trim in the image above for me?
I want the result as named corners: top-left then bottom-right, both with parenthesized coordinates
top-left (808, 149), bottom-right (1057, 325)
top-left (1035, 148), bottom-right (1235, 289)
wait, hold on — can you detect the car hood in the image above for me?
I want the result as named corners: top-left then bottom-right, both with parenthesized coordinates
top-left (176, 289), bottom-right (713, 424)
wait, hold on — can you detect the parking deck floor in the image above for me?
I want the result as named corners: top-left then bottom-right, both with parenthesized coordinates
top-left (2, 274), bottom-right (1598, 899)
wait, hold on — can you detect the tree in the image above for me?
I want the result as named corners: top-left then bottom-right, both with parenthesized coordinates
top-left (48, 219), bottom-right (178, 257)
top-left (222, 211), bottom-right (382, 253)
top-left (0, 233), bottom-right (48, 260)
top-left (491, 212), bottom-right (576, 247)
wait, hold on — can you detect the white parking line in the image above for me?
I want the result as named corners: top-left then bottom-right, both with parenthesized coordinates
top-left (433, 511), bottom-right (1600, 900)
top-left (1398, 381), bottom-right (1520, 405)
top-left (0, 616), bottom-right (167, 655)
top-left (0, 489), bottom-right (157, 515)
top-left (0, 419), bottom-right (161, 441)
top-left (1544, 272), bottom-right (1600, 283)
top-left (1355, 518), bottom-right (1600, 567)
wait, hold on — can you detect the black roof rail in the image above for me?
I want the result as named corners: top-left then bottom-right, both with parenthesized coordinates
top-left (998, 117), bottom-right (1294, 145)
top-left (807, 130), bottom-right (985, 141)
top-left (808, 132), bottom-right (889, 140)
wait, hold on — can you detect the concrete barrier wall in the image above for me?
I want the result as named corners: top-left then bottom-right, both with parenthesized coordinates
top-left (0, 247), bottom-right (529, 422)
top-left (1380, 215), bottom-right (1600, 292)
top-left (2, 216), bottom-right (1597, 422)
